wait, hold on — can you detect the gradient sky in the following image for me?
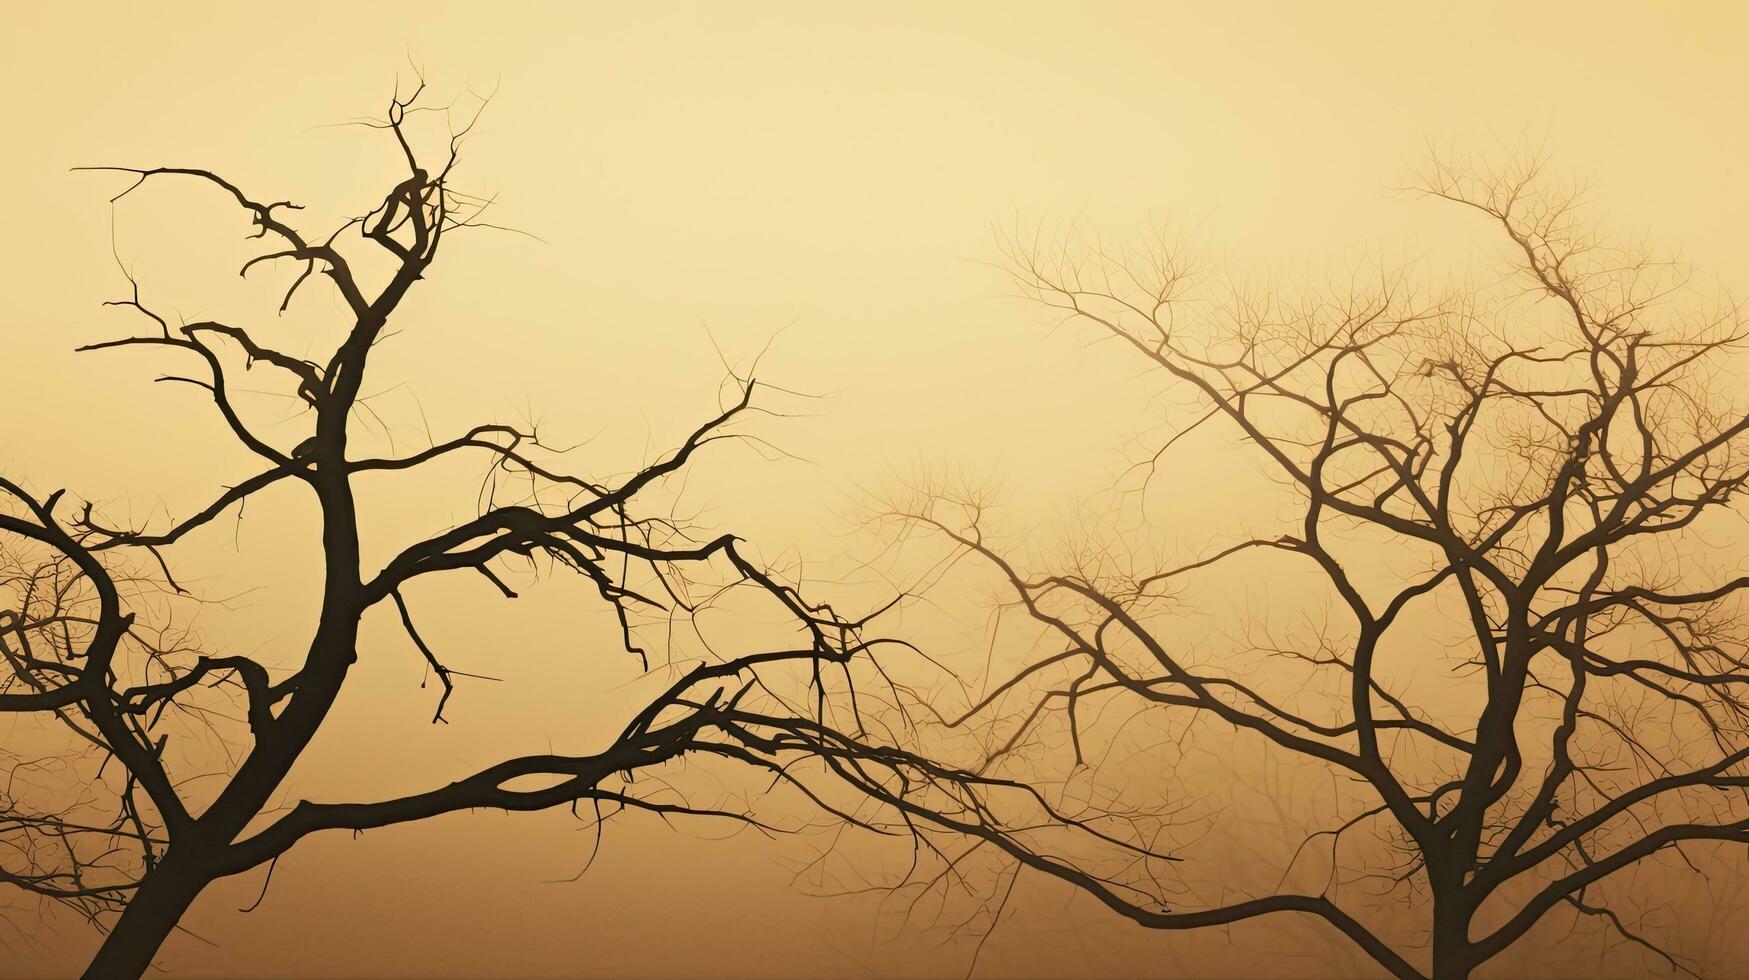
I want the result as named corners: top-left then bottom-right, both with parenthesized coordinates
top-left (3, 3), bottom-right (1748, 976)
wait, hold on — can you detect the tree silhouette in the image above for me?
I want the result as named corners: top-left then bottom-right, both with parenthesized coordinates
top-left (865, 157), bottom-right (1749, 978)
top-left (0, 81), bottom-right (958, 978)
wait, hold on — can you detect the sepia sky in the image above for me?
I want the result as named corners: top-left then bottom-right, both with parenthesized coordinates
top-left (4, 2), bottom-right (1749, 977)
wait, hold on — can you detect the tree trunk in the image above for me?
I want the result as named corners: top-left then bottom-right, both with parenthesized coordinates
top-left (83, 856), bottom-right (210, 979)
top-left (1431, 955), bottom-right (1473, 980)
top-left (1430, 903), bottom-right (1474, 980)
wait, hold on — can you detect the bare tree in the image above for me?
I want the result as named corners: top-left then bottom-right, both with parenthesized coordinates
top-left (0, 81), bottom-right (967, 978)
top-left (861, 157), bottom-right (1749, 978)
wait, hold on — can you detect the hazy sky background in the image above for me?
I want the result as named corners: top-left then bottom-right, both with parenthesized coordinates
top-left (3, 3), bottom-right (1748, 976)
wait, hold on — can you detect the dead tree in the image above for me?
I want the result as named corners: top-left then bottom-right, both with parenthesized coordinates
top-left (866, 157), bottom-right (1749, 978)
top-left (0, 81), bottom-right (961, 978)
